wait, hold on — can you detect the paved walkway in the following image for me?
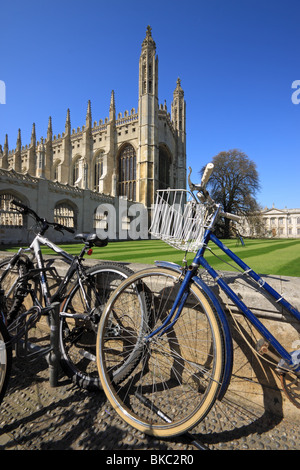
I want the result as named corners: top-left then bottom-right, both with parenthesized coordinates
top-left (1, 253), bottom-right (300, 451)
top-left (1, 347), bottom-right (300, 452)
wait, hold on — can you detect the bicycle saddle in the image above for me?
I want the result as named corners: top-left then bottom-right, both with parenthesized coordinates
top-left (75, 233), bottom-right (108, 247)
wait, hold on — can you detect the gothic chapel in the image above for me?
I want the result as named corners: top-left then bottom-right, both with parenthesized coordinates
top-left (0, 26), bottom-right (186, 243)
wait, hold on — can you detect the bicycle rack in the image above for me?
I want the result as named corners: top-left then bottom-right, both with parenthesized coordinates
top-left (13, 302), bottom-right (61, 387)
top-left (48, 302), bottom-right (61, 387)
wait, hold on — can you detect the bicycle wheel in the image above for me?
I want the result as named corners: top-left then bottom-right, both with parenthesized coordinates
top-left (97, 267), bottom-right (225, 438)
top-left (0, 319), bottom-right (12, 406)
top-left (59, 263), bottom-right (136, 390)
top-left (0, 257), bottom-right (28, 324)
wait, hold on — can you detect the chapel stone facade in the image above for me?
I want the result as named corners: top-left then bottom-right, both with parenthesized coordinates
top-left (0, 27), bottom-right (186, 243)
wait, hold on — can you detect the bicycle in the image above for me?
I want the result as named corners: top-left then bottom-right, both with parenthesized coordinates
top-left (96, 163), bottom-right (300, 438)
top-left (0, 288), bottom-right (12, 406)
top-left (0, 200), bottom-right (135, 391)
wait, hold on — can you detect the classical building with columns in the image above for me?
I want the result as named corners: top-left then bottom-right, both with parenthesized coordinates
top-left (262, 207), bottom-right (300, 238)
top-left (0, 26), bottom-right (186, 244)
top-left (241, 206), bottom-right (300, 239)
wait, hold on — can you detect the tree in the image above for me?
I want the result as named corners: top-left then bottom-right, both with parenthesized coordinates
top-left (200, 149), bottom-right (261, 238)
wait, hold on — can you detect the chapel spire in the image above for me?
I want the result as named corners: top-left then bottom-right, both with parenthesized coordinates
top-left (16, 128), bottom-right (21, 151)
top-left (142, 25), bottom-right (156, 50)
top-left (47, 116), bottom-right (52, 140)
top-left (0, 134), bottom-right (8, 169)
top-left (4, 134), bottom-right (8, 154)
top-left (65, 108), bottom-right (71, 135)
top-left (172, 77), bottom-right (186, 133)
top-left (30, 123), bottom-right (36, 148)
top-left (109, 90), bottom-right (116, 121)
top-left (86, 100), bottom-right (92, 129)
top-left (139, 25), bottom-right (158, 97)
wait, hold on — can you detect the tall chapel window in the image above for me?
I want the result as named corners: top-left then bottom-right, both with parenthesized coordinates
top-left (94, 153), bottom-right (103, 192)
top-left (0, 193), bottom-right (24, 227)
top-left (119, 144), bottom-right (136, 200)
top-left (53, 161), bottom-right (60, 181)
top-left (72, 158), bottom-right (80, 186)
top-left (158, 147), bottom-right (171, 189)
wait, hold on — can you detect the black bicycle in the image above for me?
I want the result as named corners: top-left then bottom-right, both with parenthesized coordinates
top-left (0, 200), bottom-right (134, 391)
top-left (0, 289), bottom-right (12, 406)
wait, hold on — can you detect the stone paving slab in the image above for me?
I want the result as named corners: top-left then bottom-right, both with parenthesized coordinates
top-left (1, 343), bottom-right (300, 452)
top-left (1, 252), bottom-right (300, 451)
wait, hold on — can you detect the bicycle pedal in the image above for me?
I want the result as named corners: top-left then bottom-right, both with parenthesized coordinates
top-left (60, 312), bottom-right (89, 320)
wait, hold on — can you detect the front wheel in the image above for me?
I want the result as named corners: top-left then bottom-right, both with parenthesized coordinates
top-left (97, 267), bottom-right (226, 438)
top-left (59, 263), bottom-right (135, 390)
top-left (0, 319), bottom-right (12, 406)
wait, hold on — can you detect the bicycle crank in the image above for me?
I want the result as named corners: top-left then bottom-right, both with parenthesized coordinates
top-left (78, 349), bottom-right (96, 362)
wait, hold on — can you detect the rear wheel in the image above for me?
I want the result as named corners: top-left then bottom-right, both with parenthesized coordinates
top-left (97, 267), bottom-right (225, 438)
top-left (59, 263), bottom-right (136, 390)
top-left (0, 319), bottom-right (12, 406)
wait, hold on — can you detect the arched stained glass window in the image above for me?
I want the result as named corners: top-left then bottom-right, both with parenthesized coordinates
top-left (119, 144), bottom-right (136, 200)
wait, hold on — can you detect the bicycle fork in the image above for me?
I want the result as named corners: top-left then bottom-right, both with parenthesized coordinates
top-left (146, 267), bottom-right (195, 340)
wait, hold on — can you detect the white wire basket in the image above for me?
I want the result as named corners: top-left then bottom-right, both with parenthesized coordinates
top-left (150, 189), bottom-right (209, 252)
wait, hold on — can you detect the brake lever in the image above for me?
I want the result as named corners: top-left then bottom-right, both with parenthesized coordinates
top-left (188, 167), bottom-right (204, 192)
top-left (188, 167), bottom-right (197, 191)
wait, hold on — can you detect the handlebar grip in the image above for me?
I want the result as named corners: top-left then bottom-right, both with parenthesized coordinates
top-left (220, 211), bottom-right (241, 222)
top-left (201, 163), bottom-right (214, 186)
top-left (53, 223), bottom-right (75, 234)
top-left (64, 226), bottom-right (75, 234)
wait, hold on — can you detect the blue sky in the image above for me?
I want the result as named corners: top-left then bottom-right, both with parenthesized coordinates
top-left (0, 0), bottom-right (299, 209)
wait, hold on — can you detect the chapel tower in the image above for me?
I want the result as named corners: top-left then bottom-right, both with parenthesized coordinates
top-left (138, 25), bottom-right (159, 208)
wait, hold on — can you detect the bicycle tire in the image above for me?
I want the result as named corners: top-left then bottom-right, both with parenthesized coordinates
top-left (0, 257), bottom-right (29, 324)
top-left (0, 319), bottom-right (12, 406)
top-left (97, 267), bottom-right (225, 438)
top-left (59, 262), bottom-right (137, 390)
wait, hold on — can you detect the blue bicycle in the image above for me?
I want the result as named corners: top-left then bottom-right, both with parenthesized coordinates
top-left (96, 163), bottom-right (300, 438)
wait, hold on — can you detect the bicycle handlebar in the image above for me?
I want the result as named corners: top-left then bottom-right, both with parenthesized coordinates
top-left (188, 165), bottom-right (241, 223)
top-left (201, 162), bottom-right (214, 187)
top-left (219, 211), bottom-right (241, 222)
top-left (11, 199), bottom-right (75, 234)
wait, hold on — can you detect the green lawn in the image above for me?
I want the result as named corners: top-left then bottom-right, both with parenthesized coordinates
top-left (2, 238), bottom-right (300, 277)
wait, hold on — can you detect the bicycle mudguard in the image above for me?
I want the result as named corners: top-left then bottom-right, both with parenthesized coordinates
top-left (154, 261), bottom-right (233, 400)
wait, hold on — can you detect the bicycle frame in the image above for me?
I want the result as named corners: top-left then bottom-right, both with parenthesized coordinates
top-left (3, 233), bottom-right (82, 312)
top-left (27, 234), bottom-right (74, 307)
top-left (196, 230), bottom-right (300, 372)
top-left (154, 224), bottom-right (300, 379)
